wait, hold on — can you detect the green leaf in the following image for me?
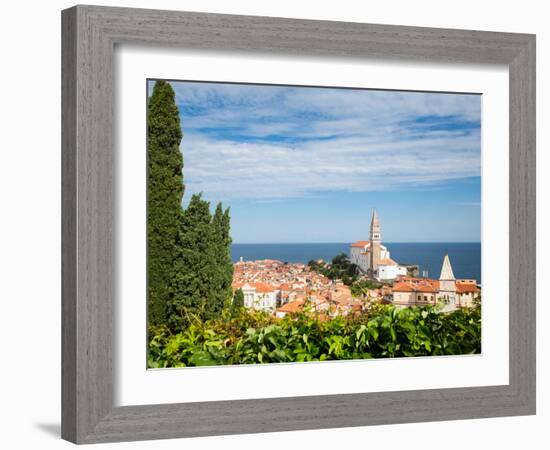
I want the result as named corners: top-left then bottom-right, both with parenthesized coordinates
top-left (390, 327), bottom-right (397, 342)
top-left (189, 351), bottom-right (217, 366)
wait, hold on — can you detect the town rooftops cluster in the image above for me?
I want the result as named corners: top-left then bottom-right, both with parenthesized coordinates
top-left (232, 252), bottom-right (480, 316)
top-left (232, 259), bottom-right (385, 318)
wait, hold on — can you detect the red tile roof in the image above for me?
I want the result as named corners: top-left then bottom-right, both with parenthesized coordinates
top-left (393, 280), bottom-right (438, 293)
top-left (398, 276), bottom-right (429, 283)
top-left (351, 240), bottom-right (371, 248)
top-left (393, 282), bottom-right (414, 292)
top-left (415, 283), bottom-right (438, 293)
top-left (252, 282), bottom-right (276, 293)
top-left (396, 277), bottom-right (439, 289)
top-left (456, 282), bottom-right (480, 293)
top-left (277, 300), bottom-right (305, 313)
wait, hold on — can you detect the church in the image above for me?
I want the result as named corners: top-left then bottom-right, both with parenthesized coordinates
top-left (349, 209), bottom-right (407, 281)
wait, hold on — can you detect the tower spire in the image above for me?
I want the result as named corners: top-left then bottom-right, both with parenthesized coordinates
top-left (370, 208), bottom-right (380, 229)
top-left (369, 208), bottom-right (381, 277)
top-left (439, 253), bottom-right (455, 280)
top-left (438, 253), bottom-right (457, 311)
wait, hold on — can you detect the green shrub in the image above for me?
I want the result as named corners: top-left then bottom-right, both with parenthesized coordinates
top-left (148, 303), bottom-right (481, 368)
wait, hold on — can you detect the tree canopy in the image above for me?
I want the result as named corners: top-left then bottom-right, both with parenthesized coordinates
top-left (167, 195), bottom-right (233, 329)
top-left (147, 80), bottom-right (183, 326)
top-left (308, 253), bottom-right (359, 285)
top-left (147, 80), bottom-right (234, 332)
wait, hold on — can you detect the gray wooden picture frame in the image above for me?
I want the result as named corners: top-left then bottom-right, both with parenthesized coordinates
top-left (61, 4), bottom-right (536, 444)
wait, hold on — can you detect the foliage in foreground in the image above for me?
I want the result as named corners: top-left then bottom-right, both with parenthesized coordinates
top-left (148, 303), bottom-right (481, 368)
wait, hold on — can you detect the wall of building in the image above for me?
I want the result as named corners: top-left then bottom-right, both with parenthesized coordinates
top-left (457, 292), bottom-right (479, 308)
top-left (243, 289), bottom-right (279, 311)
top-left (378, 265), bottom-right (407, 281)
top-left (350, 247), bottom-right (363, 265)
top-left (393, 291), bottom-right (437, 306)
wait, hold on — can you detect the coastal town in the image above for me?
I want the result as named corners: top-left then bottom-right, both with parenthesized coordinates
top-left (232, 210), bottom-right (480, 318)
top-left (146, 80), bottom-right (483, 369)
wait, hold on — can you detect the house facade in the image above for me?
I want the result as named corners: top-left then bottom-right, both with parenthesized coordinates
top-left (241, 282), bottom-right (279, 312)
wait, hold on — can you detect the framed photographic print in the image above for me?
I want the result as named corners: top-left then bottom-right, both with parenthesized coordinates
top-left (61, 5), bottom-right (536, 444)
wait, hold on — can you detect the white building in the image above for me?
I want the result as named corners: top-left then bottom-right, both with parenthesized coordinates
top-left (241, 282), bottom-right (279, 312)
top-left (377, 258), bottom-right (407, 281)
top-left (350, 209), bottom-right (407, 281)
top-left (350, 240), bottom-right (391, 270)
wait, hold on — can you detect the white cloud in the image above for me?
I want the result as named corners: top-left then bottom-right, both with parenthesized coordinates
top-left (168, 81), bottom-right (481, 201)
top-left (182, 130), bottom-right (480, 201)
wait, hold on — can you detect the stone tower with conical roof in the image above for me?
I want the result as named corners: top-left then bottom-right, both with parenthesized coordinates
top-left (439, 253), bottom-right (457, 310)
top-left (369, 209), bottom-right (381, 277)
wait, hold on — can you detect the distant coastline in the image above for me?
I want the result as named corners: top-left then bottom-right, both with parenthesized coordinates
top-left (231, 242), bottom-right (482, 283)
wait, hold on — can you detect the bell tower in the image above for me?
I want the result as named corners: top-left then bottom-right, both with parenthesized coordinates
top-left (439, 253), bottom-right (457, 310)
top-left (369, 209), bottom-right (381, 277)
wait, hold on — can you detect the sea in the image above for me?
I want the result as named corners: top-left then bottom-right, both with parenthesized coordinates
top-left (231, 242), bottom-right (482, 284)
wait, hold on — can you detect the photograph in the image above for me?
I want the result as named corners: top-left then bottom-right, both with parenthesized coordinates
top-left (146, 79), bottom-right (482, 368)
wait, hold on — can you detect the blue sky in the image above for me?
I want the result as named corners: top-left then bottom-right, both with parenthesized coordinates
top-left (148, 80), bottom-right (481, 243)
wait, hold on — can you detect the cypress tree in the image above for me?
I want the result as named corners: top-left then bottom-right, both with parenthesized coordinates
top-left (211, 203), bottom-right (234, 312)
top-left (232, 288), bottom-right (244, 310)
top-left (146, 80), bottom-right (235, 332)
top-left (168, 193), bottom-right (215, 329)
top-left (147, 81), bottom-right (183, 326)
top-left (168, 197), bottom-right (235, 329)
